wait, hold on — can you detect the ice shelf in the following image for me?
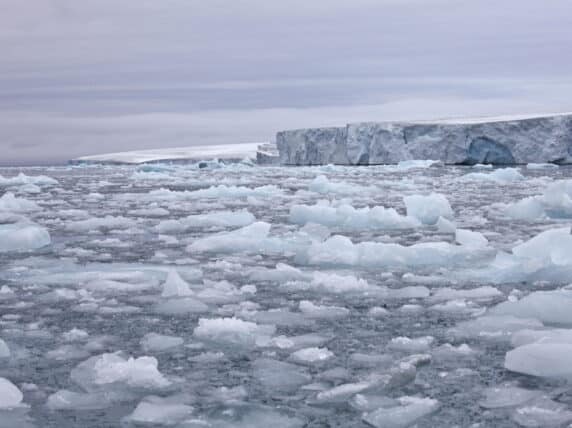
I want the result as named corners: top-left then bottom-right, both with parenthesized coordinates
top-left (276, 113), bottom-right (572, 165)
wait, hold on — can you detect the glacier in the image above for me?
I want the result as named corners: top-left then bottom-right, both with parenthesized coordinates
top-left (276, 112), bottom-right (572, 165)
top-left (70, 142), bottom-right (279, 165)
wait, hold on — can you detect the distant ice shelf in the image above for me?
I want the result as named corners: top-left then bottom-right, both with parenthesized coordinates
top-left (276, 112), bottom-right (572, 166)
top-left (70, 143), bottom-right (279, 165)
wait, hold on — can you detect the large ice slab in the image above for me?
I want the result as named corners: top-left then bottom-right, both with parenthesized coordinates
top-left (277, 113), bottom-right (572, 165)
top-left (71, 142), bottom-right (272, 165)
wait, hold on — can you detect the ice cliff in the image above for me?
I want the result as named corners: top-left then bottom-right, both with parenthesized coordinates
top-left (276, 113), bottom-right (572, 165)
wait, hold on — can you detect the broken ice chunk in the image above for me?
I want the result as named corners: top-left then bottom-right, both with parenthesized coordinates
top-left (70, 352), bottom-right (171, 392)
top-left (161, 269), bottom-right (194, 298)
top-left (505, 343), bottom-right (572, 380)
top-left (193, 318), bottom-right (275, 348)
top-left (289, 347), bottom-right (334, 364)
top-left (140, 333), bottom-right (184, 353)
top-left (362, 396), bottom-right (440, 428)
top-left (0, 378), bottom-right (23, 409)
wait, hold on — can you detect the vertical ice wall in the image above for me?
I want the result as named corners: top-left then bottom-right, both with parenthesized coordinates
top-left (276, 114), bottom-right (572, 165)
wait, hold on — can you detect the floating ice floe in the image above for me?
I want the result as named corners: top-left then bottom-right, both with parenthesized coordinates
top-left (128, 206), bottom-right (170, 217)
top-left (70, 352), bottom-right (171, 392)
top-left (362, 396), bottom-right (440, 428)
top-left (492, 287), bottom-right (572, 325)
top-left (249, 263), bottom-right (310, 282)
top-left (0, 192), bottom-right (40, 212)
top-left (387, 336), bottom-right (434, 353)
top-left (479, 385), bottom-right (541, 409)
top-left (315, 361), bottom-right (417, 404)
top-left (298, 300), bottom-right (350, 319)
top-left (147, 184), bottom-right (282, 201)
top-left (436, 216), bottom-right (456, 233)
top-left (188, 222), bottom-right (274, 254)
top-left (62, 328), bottom-right (89, 342)
top-left (289, 201), bottom-right (420, 230)
top-left (0, 221), bottom-right (50, 252)
top-left (252, 358), bottom-right (311, 392)
top-left (284, 271), bottom-right (376, 294)
top-left (195, 405), bottom-right (306, 428)
top-left (123, 396), bottom-right (194, 425)
top-left (308, 175), bottom-right (374, 195)
top-left (189, 221), bottom-right (333, 255)
top-left (0, 378), bottom-right (23, 409)
top-left (395, 159), bottom-right (442, 170)
top-left (504, 179), bottom-right (572, 220)
top-left (0, 173), bottom-right (58, 187)
top-left (432, 343), bottom-right (475, 360)
top-left (46, 389), bottom-right (127, 411)
top-left (455, 228), bottom-right (488, 248)
top-left (66, 215), bottom-right (137, 232)
top-left (303, 234), bottom-right (494, 269)
top-left (505, 344), bottom-right (572, 380)
top-left (161, 269), bottom-right (194, 298)
top-left (0, 338), bottom-right (11, 358)
top-left (450, 315), bottom-right (543, 341)
top-left (429, 286), bottom-right (502, 302)
top-left (526, 162), bottom-right (558, 170)
top-left (462, 168), bottom-right (524, 183)
top-left (155, 210), bottom-right (255, 233)
top-left (140, 333), bottom-right (184, 353)
top-left (511, 328), bottom-right (572, 347)
top-left (268, 333), bottom-right (332, 351)
top-left (154, 297), bottom-right (209, 316)
top-left (512, 397), bottom-right (572, 427)
top-left (462, 226), bottom-right (572, 284)
top-left (17, 183), bottom-right (42, 194)
top-left (193, 317), bottom-right (275, 348)
top-left (403, 193), bottom-right (453, 225)
top-left (130, 170), bottom-right (177, 182)
top-left (289, 347), bottom-right (334, 364)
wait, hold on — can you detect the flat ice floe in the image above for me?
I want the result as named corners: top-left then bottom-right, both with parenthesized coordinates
top-left (155, 210), bottom-right (255, 233)
top-left (0, 192), bottom-right (40, 212)
top-left (0, 221), bottom-right (50, 252)
top-left (303, 233), bottom-right (494, 268)
top-left (461, 167), bottom-right (524, 183)
top-left (505, 344), bottom-right (572, 380)
top-left (289, 201), bottom-right (420, 230)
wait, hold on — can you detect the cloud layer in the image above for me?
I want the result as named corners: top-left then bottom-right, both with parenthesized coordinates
top-left (1, 0), bottom-right (571, 163)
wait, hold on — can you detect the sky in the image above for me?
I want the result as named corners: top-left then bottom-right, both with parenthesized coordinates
top-left (1, 0), bottom-right (572, 165)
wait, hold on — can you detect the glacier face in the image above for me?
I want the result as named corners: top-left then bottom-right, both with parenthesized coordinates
top-left (276, 114), bottom-right (572, 165)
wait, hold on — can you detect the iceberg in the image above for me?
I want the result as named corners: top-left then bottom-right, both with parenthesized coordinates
top-left (276, 113), bottom-right (572, 165)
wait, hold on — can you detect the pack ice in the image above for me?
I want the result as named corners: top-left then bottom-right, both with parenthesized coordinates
top-left (4, 160), bottom-right (572, 427)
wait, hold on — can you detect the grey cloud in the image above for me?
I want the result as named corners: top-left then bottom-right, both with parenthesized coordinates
top-left (0, 0), bottom-right (571, 163)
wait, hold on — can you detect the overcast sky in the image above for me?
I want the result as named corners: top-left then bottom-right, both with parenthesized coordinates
top-left (1, 0), bottom-right (572, 164)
